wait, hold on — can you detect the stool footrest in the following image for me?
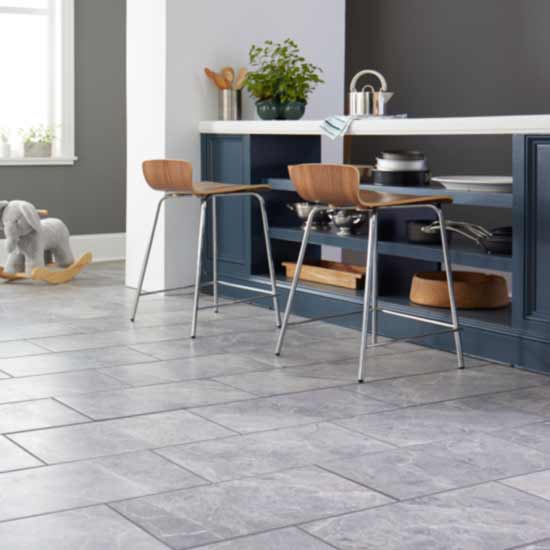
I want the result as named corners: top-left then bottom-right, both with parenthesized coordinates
top-left (198, 294), bottom-right (277, 311)
top-left (377, 307), bottom-right (456, 329)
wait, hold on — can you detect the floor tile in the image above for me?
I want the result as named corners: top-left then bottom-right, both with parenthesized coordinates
top-left (502, 470), bottom-right (550, 501)
top-left (335, 395), bottom-right (543, 447)
top-left (0, 436), bottom-right (42, 472)
top-left (0, 347), bottom-right (156, 377)
top-left (304, 483), bottom-right (550, 550)
top-left (0, 399), bottom-right (88, 434)
top-left (344, 365), bottom-right (549, 406)
top-left (0, 341), bottom-right (47, 359)
top-left (481, 384), bottom-right (550, 418)
top-left (195, 527), bottom-right (334, 550)
top-left (0, 370), bottom-right (126, 405)
top-left (193, 388), bottom-right (394, 433)
top-left (31, 325), bottom-right (192, 353)
top-left (157, 422), bottom-right (393, 482)
top-left (112, 466), bottom-right (392, 549)
top-left (100, 353), bottom-right (270, 387)
top-left (56, 380), bottom-right (254, 420)
top-left (492, 421), bottom-right (550, 455)
top-left (129, 333), bottom-right (270, 361)
top-left (0, 505), bottom-right (169, 549)
top-left (213, 369), bottom-right (352, 396)
top-left (514, 540), bottom-right (550, 549)
top-left (271, 351), bottom-right (487, 389)
top-left (0, 321), bottom-right (80, 343)
top-left (0, 450), bottom-right (205, 522)
top-left (321, 433), bottom-right (550, 500)
top-left (11, 410), bottom-right (234, 463)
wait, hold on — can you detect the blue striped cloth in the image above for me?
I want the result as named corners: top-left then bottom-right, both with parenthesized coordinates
top-left (320, 114), bottom-right (409, 140)
top-left (320, 116), bottom-right (360, 140)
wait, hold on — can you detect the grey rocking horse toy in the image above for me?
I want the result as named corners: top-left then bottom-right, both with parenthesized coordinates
top-left (0, 200), bottom-right (92, 284)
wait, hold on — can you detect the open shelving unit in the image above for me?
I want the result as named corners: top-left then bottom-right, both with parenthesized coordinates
top-left (260, 177), bottom-right (514, 336)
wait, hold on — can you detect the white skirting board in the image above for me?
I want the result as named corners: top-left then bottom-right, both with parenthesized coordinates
top-left (0, 233), bottom-right (126, 265)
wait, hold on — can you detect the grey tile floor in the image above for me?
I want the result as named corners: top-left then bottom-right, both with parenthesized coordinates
top-left (1, 262), bottom-right (550, 549)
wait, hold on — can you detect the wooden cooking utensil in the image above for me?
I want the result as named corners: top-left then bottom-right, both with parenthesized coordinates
top-left (234, 67), bottom-right (248, 90)
top-left (204, 67), bottom-right (217, 83)
top-left (213, 72), bottom-right (232, 90)
top-left (221, 66), bottom-right (235, 86)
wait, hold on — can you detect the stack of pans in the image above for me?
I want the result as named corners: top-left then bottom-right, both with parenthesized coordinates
top-left (372, 150), bottom-right (430, 187)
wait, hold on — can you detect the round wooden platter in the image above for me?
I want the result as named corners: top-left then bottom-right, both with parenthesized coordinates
top-left (0, 252), bottom-right (93, 285)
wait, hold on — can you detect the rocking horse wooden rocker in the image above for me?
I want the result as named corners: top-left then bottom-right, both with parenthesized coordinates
top-left (0, 200), bottom-right (92, 284)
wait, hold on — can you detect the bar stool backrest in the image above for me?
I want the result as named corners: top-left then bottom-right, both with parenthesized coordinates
top-left (288, 164), bottom-right (362, 207)
top-left (143, 160), bottom-right (193, 192)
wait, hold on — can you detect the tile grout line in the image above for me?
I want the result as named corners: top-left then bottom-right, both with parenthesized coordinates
top-left (3, 434), bottom-right (48, 466)
top-left (106, 504), bottom-right (175, 549)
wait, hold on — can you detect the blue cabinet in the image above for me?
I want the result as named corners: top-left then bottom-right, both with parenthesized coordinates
top-left (514, 135), bottom-right (550, 341)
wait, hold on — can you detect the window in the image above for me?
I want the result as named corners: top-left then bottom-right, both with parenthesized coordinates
top-left (0, 0), bottom-right (75, 165)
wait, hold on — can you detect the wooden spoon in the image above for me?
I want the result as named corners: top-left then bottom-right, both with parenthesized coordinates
top-left (221, 66), bottom-right (235, 86)
top-left (234, 68), bottom-right (248, 90)
top-left (213, 72), bottom-right (232, 90)
top-left (204, 67), bottom-right (217, 84)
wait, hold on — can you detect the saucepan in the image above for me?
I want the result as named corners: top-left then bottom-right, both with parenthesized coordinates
top-left (421, 221), bottom-right (512, 255)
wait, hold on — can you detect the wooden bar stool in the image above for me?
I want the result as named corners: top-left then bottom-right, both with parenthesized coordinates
top-left (275, 164), bottom-right (464, 382)
top-left (132, 160), bottom-right (281, 337)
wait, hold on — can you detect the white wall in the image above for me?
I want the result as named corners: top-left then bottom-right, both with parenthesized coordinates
top-left (127, 0), bottom-right (346, 290)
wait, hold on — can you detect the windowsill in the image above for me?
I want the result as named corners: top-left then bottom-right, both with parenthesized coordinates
top-left (0, 157), bottom-right (78, 166)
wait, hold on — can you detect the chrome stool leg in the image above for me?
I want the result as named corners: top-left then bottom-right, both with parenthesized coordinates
top-left (131, 195), bottom-right (168, 322)
top-left (254, 194), bottom-right (281, 328)
top-left (276, 206), bottom-right (322, 356)
top-left (371, 214), bottom-right (379, 345)
top-left (212, 196), bottom-right (219, 314)
top-left (191, 198), bottom-right (208, 339)
top-left (435, 206), bottom-right (465, 369)
top-left (358, 211), bottom-right (378, 383)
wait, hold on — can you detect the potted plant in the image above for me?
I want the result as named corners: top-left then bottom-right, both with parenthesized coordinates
top-left (0, 129), bottom-right (11, 158)
top-left (245, 39), bottom-right (324, 121)
top-left (21, 126), bottom-right (55, 158)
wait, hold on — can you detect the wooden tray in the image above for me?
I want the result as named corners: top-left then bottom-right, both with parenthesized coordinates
top-left (282, 260), bottom-right (366, 290)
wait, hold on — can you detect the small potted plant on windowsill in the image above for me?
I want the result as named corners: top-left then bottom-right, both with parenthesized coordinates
top-left (0, 130), bottom-right (11, 158)
top-left (245, 39), bottom-right (324, 121)
top-left (21, 126), bottom-right (55, 158)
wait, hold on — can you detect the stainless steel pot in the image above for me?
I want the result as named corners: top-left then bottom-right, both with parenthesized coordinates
top-left (349, 70), bottom-right (394, 116)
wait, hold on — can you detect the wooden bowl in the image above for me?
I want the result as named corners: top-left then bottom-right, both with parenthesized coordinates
top-left (410, 271), bottom-right (510, 310)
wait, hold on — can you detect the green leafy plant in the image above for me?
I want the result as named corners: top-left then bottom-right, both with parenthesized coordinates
top-left (20, 125), bottom-right (56, 145)
top-left (0, 128), bottom-right (9, 144)
top-left (245, 39), bottom-right (324, 104)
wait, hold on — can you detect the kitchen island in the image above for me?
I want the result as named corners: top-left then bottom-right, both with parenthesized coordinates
top-left (200, 116), bottom-right (550, 373)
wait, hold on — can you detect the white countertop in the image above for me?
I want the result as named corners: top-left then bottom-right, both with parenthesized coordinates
top-left (199, 115), bottom-right (550, 136)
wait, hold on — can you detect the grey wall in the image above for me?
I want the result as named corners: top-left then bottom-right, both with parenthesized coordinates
top-left (346, 0), bottom-right (550, 176)
top-left (0, 0), bottom-right (126, 235)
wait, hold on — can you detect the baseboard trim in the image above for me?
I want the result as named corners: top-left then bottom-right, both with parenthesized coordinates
top-left (0, 233), bottom-right (126, 264)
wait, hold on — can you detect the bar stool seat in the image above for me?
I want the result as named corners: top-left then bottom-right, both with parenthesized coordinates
top-left (191, 182), bottom-right (272, 196)
top-left (275, 163), bottom-right (464, 383)
top-left (357, 190), bottom-right (453, 208)
top-left (132, 160), bottom-right (281, 337)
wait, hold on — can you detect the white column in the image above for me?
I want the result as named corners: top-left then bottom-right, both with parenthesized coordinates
top-left (125, 0), bottom-right (168, 291)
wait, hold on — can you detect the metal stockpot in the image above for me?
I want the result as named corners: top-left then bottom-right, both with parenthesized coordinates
top-left (349, 69), bottom-right (394, 116)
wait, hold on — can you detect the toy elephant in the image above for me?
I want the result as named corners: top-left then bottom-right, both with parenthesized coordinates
top-left (0, 200), bottom-right (74, 275)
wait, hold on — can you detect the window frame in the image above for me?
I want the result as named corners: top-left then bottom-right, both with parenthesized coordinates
top-left (0, 0), bottom-right (76, 166)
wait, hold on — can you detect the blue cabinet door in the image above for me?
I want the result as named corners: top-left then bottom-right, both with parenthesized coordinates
top-left (513, 135), bottom-right (550, 341)
top-left (201, 134), bottom-right (252, 277)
